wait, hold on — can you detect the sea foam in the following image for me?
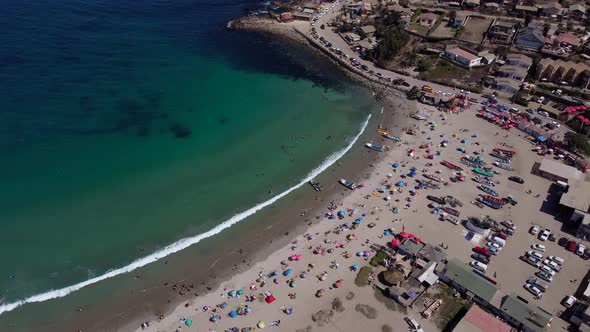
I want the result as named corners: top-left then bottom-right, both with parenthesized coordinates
top-left (0, 113), bottom-right (371, 315)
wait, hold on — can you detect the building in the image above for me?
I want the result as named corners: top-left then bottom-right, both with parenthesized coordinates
top-left (534, 158), bottom-right (584, 183)
top-left (292, 11), bottom-right (314, 21)
top-left (452, 14), bottom-right (468, 28)
top-left (514, 5), bottom-right (539, 15)
top-left (397, 238), bottom-right (425, 257)
top-left (515, 22), bottom-right (545, 50)
top-left (420, 92), bottom-right (443, 106)
top-left (417, 12), bottom-right (438, 27)
top-left (279, 12), bottom-right (293, 22)
top-left (444, 47), bottom-right (483, 67)
top-left (452, 305), bottom-right (511, 332)
top-left (438, 259), bottom-right (498, 306)
top-left (559, 180), bottom-right (590, 239)
top-left (540, 2), bottom-right (563, 17)
top-left (568, 4), bottom-right (587, 22)
top-left (536, 58), bottom-right (590, 88)
top-left (464, 0), bottom-right (480, 8)
top-left (506, 53), bottom-right (533, 70)
top-left (359, 25), bottom-right (376, 38)
top-left (498, 295), bottom-right (553, 332)
top-left (479, 51), bottom-right (496, 65)
top-left (497, 65), bottom-right (528, 82)
top-left (493, 77), bottom-right (521, 95)
top-left (488, 20), bottom-right (519, 45)
top-left (554, 32), bottom-right (582, 48)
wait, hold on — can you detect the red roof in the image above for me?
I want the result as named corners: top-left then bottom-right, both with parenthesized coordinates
top-left (555, 32), bottom-right (581, 46)
top-left (447, 47), bottom-right (480, 61)
top-left (462, 305), bottom-right (511, 332)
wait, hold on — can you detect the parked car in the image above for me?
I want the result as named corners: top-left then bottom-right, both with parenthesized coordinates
top-left (548, 256), bottom-right (564, 265)
top-left (472, 253), bottom-right (490, 264)
top-left (426, 195), bottom-right (445, 205)
top-left (530, 225), bottom-right (539, 235)
top-left (537, 96), bottom-right (545, 103)
top-left (550, 121), bottom-right (560, 128)
top-left (536, 269), bottom-right (554, 282)
top-left (487, 242), bottom-right (502, 250)
top-left (470, 260), bottom-right (487, 272)
top-left (549, 233), bottom-right (557, 242)
top-left (524, 283), bottom-right (543, 298)
top-left (540, 265), bottom-right (556, 277)
top-left (577, 243), bottom-right (586, 256)
top-left (526, 108), bottom-right (535, 114)
top-left (487, 246), bottom-right (500, 255)
top-left (501, 220), bottom-right (517, 230)
top-left (527, 251), bottom-right (543, 260)
top-left (525, 255), bottom-right (542, 267)
top-left (568, 241), bottom-right (577, 252)
top-left (493, 233), bottom-right (507, 240)
top-left (538, 110), bottom-right (549, 117)
top-left (543, 259), bottom-right (561, 272)
top-left (539, 230), bottom-right (550, 241)
top-left (508, 176), bottom-right (525, 184)
top-left (473, 246), bottom-right (490, 257)
top-left (404, 316), bottom-right (423, 331)
top-left (563, 295), bottom-right (577, 307)
top-left (558, 237), bottom-right (570, 247)
top-left (532, 244), bottom-right (546, 252)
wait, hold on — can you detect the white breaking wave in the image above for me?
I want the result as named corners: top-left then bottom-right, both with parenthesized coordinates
top-left (0, 113), bottom-right (372, 316)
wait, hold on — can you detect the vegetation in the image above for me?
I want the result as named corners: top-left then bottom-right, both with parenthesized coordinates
top-left (337, 23), bottom-right (354, 33)
top-left (467, 217), bottom-right (491, 230)
top-left (495, 45), bottom-right (509, 59)
top-left (417, 58), bottom-right (433, 72)
top-left (432, 285), bottom-right (472, 330)
top-left (366, 12), bottom-right (411, 67)
top-left (565, 132), bottom-right (590, 155)
top-left (354, 266), bottom-right (373, 287)
top-left (449, 10), bottom-right (457, 23)
top-left (407, 86), bottom-right (422, 100)
top-left (369, 250), bottom-right (389, 267)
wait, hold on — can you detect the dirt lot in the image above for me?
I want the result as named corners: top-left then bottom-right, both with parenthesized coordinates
top-left (406, 23), bottom-right (431, 38)
top-left (429, 20), bottom-right (457, 40)
top-left (457, 17), bottom-right (492, 44)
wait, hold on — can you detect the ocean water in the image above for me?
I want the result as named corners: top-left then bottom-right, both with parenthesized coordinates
top-left (0, 0), bottom-right (377, 315)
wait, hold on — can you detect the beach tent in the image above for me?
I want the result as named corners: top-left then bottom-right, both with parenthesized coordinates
top-left (283, 269), bottom-right (292, 276)
top-left (334, 280), bottom-right (343, 288)
top-left (229, 310), bottom-right (238, 318)
top-left (257, 321), bottom-right (267, 328)
top-left (237, 289), bottom-right (244, 295)
top-left (537, 135), bottom-right (547, 143)
top-left (289, 281), bottom-right (296, 287)
top-left (395, 181), bottom-right (406, 187)
top-left (354, 218), bottom-right (363, 225)
top-left (265, 295), bottom-right (276, 304)
top-left (351, 264), bottom-right (360, 271)
top-left (185, 319), bottom-right (193, 326)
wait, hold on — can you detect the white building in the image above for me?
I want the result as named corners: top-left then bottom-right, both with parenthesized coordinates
top-left (444, 47), bottom-right (482, 67)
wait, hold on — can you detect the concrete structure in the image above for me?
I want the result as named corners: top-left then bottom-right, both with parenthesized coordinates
top-left (506, 53), bottom-right (532, 70)
top-left (536, 58), bottom-right (590, 88)
top-left (488, 20), bottom-right (519, 45)
top-left (535, 158), bottom-right (584, 183)
top-left (417, 12), bottom-right (438, 27)
top-left (497, 65), bottom-right (528, 83)
top-left (493, 77), bottom-right (521, 95)
top-left (452, 305), bottom-right (511, 332)
top-left (444, 47), bottom-right (482, 67)
top-left (515, 22), bottom-right (545, 50)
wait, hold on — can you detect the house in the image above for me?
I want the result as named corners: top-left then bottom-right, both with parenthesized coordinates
top-left (515, 22), bottom-right (544, 50)
top-left (540, 2), bottom-right (563, 17)
top-left (488, 20), bottom-right (519, 44)
top-left (279, 12), bottom-right (293, 22)
top-left (506, 53), bottom-right (533, 70)
top-left (568, 4), bottom-right (587, 22)
top-left (292, 11), bottom-right (314, 21)
top-left (345, 32), bottom-right (362, 42)
top-left (482, 2), bottom-right (500, 12)
top-left (479, 51), bottom-right (497, 65)
top-left (464, 0), bottom-right (480, 8)
top-left (536, 58), bottom-right (590, 88)
top-left (359, 25), bottom-right (376, 38)
top-left (497, 65), bottom-right (528, 82)
top-left (444, 47), bottom-right (483, 67)
top-left (498, 295), bottom-right (553, 332)
top-left (417, 12), bottom-right (438, 27)
top-left (420, 92), bottom-right (443, 106)
top-left (558, 180), bottom-right (590, 239)
top-left (554, 32), bottom-right (582, 48)
top-left (452, 305), bottom-right (512, 332)
top-left (493, 77), bottom-right (521, 95)
top-left (535, 158), bottom-right (584, 183)
top-left (437, 259), bottom-right (498, 306)
top-left (514, 5), bottom-right (539, 15)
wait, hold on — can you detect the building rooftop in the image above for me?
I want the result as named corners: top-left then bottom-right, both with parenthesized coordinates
top-left (398, 238), bottom-right (425, 256)
top-left (538, 158), bottom-right (583, 182)
top-left (506, 53), bottom-right (533, 66)
top-left (500, 295), bottom-right (553, 332)
top-left (555, 32), bottom-right (581, 46)
top-left (443, 259), bottom-right (498, 303)
top-left (498, 65), bottom-right (528, 78)
top-left (453, 305), bottom-right (512, 332)
top-left (494, 77), bottom-right (521, 89)
top-left (447, 47), bottom-right (481, 61)
top-left (559, 180), bottom-right (590, 212)
top-left (418, 12), bottom-right (438, 21)
top-left (494, 20), bottom-right (518, 29)
top-left (419, 243), bottom-right (448, 263)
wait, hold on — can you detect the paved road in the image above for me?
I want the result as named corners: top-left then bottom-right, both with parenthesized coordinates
top-left (304, 0), bottom-right (571, 139)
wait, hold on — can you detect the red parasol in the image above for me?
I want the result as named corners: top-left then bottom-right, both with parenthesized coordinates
top-left (265, 295), bottom-right (276, 304)
top-left (399, 231), bottom-right (410, 238)
top-left (390, 239), bottom-right (401, 247)
top-left (414, 237), bottom-right (422, 243)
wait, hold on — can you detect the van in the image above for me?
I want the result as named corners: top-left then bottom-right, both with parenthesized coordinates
top-left (422, 85), bottom-right (433, 92)
top-left (470, 260), bottom-right (487, 272)
top-left (489, 236), bottom-right (506, 247)
top-left (534, 279), bottom-right (550, 292)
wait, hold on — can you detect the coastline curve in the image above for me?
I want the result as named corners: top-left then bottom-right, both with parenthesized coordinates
top-left (0, 113), bottom-right (373, 316)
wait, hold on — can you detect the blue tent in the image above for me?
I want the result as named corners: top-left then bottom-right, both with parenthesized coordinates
top-left (283, 269), bottom-right (292, 276)
top-left (395, 181), bottom-right (406, 187)
top-left (537, 135), bottom-right (547, 142)
top-left (393, 163), bottom-right (399, 168)
top-left (229, 310), bottom-right (237, 318)
top-left (354, 218), bottom-right (363, 225)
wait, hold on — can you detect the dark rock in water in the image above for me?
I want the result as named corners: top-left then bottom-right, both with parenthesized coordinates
top-left (219, 116), bottom-right (229, 125)
top-left (79, 96), bottom-right (95, 113)
top-left (137, 126), bottom-right (151, 137)
top-left (170, 123), bottom-right (191, 138)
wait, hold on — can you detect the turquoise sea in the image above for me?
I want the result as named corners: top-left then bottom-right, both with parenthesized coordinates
top-left (0, 0), bottom-right (377, 316)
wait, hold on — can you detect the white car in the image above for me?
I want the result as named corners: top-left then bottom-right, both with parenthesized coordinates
top-left (525, 283), bottom-right (543, 298)
top-left (543, 259), bottom-right (561, 272)
top-left (537, 96), bottom-right (545, 103)
top-left (531, 244), bottom-right (546, 252)
top-left (404, 316), bottom-right (423, 331)
top-left (527, 251), bottom-right (543, 260)
top-left (563, 295), bottom-right (577, 307)
top-left (539, 230), bottom-right (550, 241)
top-left (470, 260), bottom-right (487, 272)
top-left (536, 270), bottom-right (554, 282)
top-left (550, 121), bottom-right (560, 128)
top-left (487, 242), bottom-right (502, 250)
top-left (577, 244), bottom-right (586, 256)
top-left (540, 265), bottom-right (556, 277)
top-left (530, 225), bottom-right (539, 235)
top-left (538, 111), bottom-right (549, 117)
top-left (548, 256), bottom-right (564, 265)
